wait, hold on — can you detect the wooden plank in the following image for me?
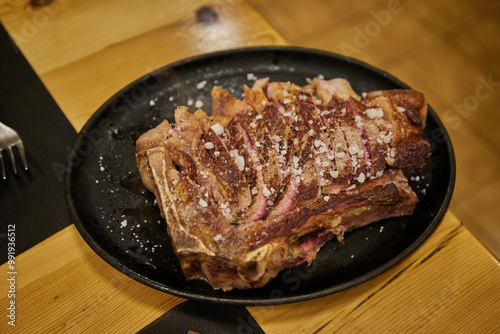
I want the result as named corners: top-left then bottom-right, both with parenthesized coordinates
top-left (2, 211), bottom-right (498, 333)
top-left (0, 224), bottom-right (184, 333)
top-left (0, 0), bottom-right (279, 75)
top-left (247, 211), bottom-right (500, 333)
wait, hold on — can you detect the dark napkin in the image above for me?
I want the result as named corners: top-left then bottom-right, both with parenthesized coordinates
top-left (137, 300), bottom-right (266, 334)
top-left (0, 22), bottom-right (76, 264)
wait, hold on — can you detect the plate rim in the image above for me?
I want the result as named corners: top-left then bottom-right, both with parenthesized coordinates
top-left (64, 45), bottom-right (456, 306)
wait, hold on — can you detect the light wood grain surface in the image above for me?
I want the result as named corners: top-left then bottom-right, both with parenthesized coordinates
top-left (1, 0), bottom-right (499, 333)
top-left (0, 0), bottom-right (287, 130)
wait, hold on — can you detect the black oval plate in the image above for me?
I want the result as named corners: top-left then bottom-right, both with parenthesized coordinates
top-left (65, 46), bottom-right (455, 306)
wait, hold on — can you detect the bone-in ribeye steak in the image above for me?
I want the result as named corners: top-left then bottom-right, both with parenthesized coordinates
top-left (135, 77), bottom-right (431, 291)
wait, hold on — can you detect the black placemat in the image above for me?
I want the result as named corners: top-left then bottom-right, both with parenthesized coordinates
top-left (0, 22), bottom-right (76, 263)
top-left (137, 300), bottom-right (265, 334)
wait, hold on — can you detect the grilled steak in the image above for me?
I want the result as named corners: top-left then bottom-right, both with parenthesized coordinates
top-left (136, 77), bottom-right (431, 291)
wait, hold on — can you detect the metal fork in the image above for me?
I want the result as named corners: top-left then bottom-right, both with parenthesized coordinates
top-left (0, 121), bottom-right (28, 179)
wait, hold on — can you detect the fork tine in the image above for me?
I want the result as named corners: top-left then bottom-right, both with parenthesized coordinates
top-left (0, 122), bottom-right (29, 178)
top-left (0, 150), bottom-right (6, 179)
top-left (7, 145), bottom-right (18, 174)
top-left (15, 141), bottom-right (28, 170)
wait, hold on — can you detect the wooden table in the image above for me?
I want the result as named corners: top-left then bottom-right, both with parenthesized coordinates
top-left (1, 1), bottom-right (499, 333)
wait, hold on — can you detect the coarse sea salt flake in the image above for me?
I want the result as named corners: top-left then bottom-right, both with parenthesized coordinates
top-left (195, 99), bottom-right (204, 108)
top-left (357, 172), bottom-right (366, 183)
top-left (247, 73), bottom-right (257, 81)
top-left (366, 108), bottom-right (379, 119)
top-left (235, 156), bottom-right (245, 171)
top-left (196, 80), bottom-right (207, 90)
top-left (204, 142), bottom-right (214, 149)
top-left (211, 123), bottom-right (224, 135)
top-left (349, 144), bottom-right (359, 155)
top-left (198, 199), bottom-right (208, 207)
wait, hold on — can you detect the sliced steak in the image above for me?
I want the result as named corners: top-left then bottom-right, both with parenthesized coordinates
top-left (212, 86), bottom-right (281, 221)
top-left (348, 98), bottom-right (387, 176)
top-left (266, 82), bottom-right (322, 215)
top-left (193, 110), bottom-right (252, 212)
top-left (166, 107), bottom-right (251, 218)
top-left (243, 85), bottom-right (290, 175)
top-left (294, 90), bottom-right (347, 195)
top-left (327, 96), bottom-right (372, 182)
top-left (318, 106), bottom-right (354, 189)
top-left (136, 77), bottom-right (432, 291)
